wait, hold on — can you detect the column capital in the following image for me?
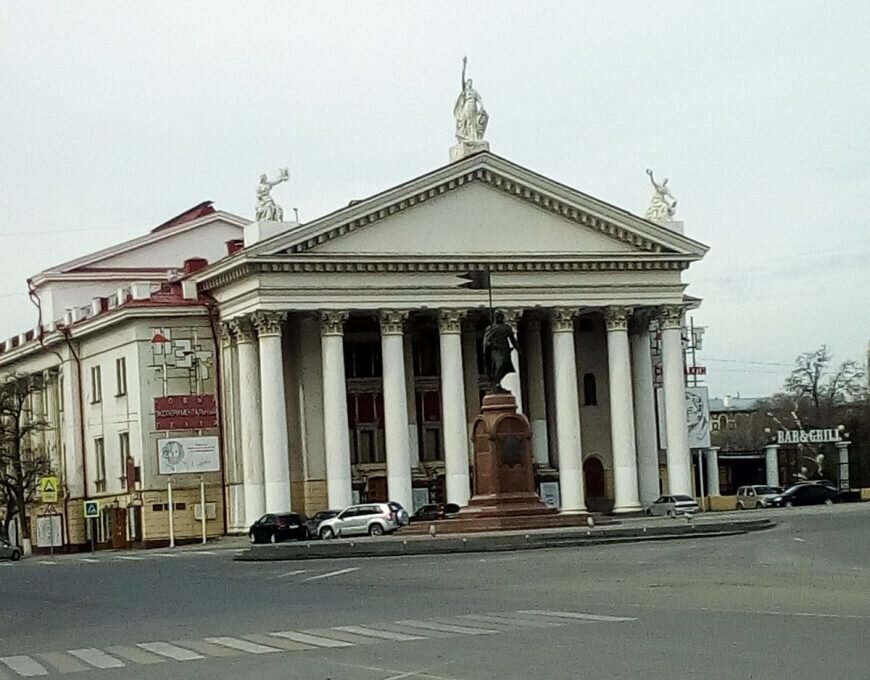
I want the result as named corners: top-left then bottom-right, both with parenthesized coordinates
top-left (604, 306), bottom-right (632, 332)
top-left (253, 311), bottom-right (286, 337)
top-left (656, 304), bottom-right (686, 330)
top-left (219, 321), bottom-right (235, 346)
top-left (497, 308), bottom-right (523, 328)
top-left (319, 310), bottom-right (348, 337)
top-left (551, 307), bottom-right (576, 332)
top-left (228, 316), bottom-right (256, 344)
top-left (438, 309), bottom-right (465, 334)
top-left (379, 310), bottom-right (408, 336)
top-left (629, 308), bottom-right (655, 334)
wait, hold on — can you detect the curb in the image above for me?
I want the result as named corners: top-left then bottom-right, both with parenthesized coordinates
top-left (235, 518), bottom-right (775, 562)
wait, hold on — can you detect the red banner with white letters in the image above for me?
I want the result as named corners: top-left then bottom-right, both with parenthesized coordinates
top-left (154, 394), bottom-right (217, 430)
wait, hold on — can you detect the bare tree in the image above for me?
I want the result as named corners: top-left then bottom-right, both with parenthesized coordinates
top-left (0, 373), bottom-right (51, 547)
top-left (783, 345), bottom-right (865, 424)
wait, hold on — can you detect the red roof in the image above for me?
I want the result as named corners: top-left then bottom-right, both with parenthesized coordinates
top-left (151, 201), bottom-right (216, 233)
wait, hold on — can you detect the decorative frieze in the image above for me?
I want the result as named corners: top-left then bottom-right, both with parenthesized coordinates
top-left (253, 311), bottom-right (286, 337)
top-left (438, 309), bottom-right (465, 335)
top-left (551, 307), bottom-right (576, 333)
top-left (657, 304), bottom-right (685, 330)
top-left (604, 306), bottom-right (631, 332)
top-left (228, 316), bottom-right (256, 344)
top-left (379, 310), bottom-right (408, 336)
top-left (319, 310), bottom-right (348, 337)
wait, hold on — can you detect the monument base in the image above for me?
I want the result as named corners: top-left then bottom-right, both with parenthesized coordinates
top-left (450, 140), bottom-right (490, 162)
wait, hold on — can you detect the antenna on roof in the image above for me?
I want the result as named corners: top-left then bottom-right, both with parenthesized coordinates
top-left (293, 208), bottom-right (299, 222)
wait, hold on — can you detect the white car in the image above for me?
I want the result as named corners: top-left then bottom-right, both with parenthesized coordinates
top-left (645, 494), bottom-right (699, 518)
top-left (318, 502), bottom-right (402, 539)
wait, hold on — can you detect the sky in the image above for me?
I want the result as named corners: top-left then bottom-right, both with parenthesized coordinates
top-left (1, 1), bottom-right (868, 399)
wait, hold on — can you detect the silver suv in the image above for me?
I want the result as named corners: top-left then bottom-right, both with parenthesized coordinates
top-left (318, 502), bottom-right (402, 539)
top-left (736, 485), bottom-right (782, 510)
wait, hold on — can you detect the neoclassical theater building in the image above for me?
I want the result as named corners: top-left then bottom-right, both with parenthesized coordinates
top-left (199, 149), bottom-right (709, 532)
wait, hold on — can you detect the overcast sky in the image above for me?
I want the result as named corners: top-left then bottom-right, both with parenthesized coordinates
top-left (1, 1), bottom-right (868, 398)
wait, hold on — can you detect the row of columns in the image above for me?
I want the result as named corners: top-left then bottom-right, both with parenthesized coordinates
top-left (227, 303), bottom-right (693, 526)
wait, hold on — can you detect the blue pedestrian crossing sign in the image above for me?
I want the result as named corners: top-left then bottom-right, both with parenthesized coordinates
top-left (83, 500), bottom-right (100, 519)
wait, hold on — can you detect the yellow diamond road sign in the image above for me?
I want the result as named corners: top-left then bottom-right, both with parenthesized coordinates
top-left (39, 476), bottom-right (60, 503)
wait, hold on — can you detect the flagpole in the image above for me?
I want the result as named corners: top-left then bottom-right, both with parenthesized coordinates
top-left (486, 263), bottom-right (493, 322)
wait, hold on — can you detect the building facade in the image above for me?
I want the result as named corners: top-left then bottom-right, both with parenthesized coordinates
top-left (197, 152), bottom-right (709, 530)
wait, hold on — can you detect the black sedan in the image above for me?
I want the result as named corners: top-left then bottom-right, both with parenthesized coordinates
top-left (249, 512), bottom-right (309, 544)
top-left (767, 483), bottom-right (840, 508)
top-left (410, 503), bottom-right (461, 522)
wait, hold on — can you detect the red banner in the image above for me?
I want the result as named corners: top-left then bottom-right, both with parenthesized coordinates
top-left (155, 394), bottom-right (217, 430)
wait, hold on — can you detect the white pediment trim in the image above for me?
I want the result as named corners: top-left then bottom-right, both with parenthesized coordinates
top-left (248, 152), bottom-right (709, 259)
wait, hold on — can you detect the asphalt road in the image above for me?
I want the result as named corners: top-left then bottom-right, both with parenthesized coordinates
top-left (2, 503), bottom-right (869, 679)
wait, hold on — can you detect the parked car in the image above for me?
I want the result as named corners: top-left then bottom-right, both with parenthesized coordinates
top-left (318, 503), bottom-right (402, 538)
top-left (249, 512), bottom-right (310, 544)
top-left (305, 510), bottom-right (341, 538)
top-left (645, 494), bottom-right (699, 517)
top-left (388, 501), bottom-right (411, 527)
top-left (410, 503), bottom-right (462, 522)
top-left (767, 483), bottom-right (840, 508)
top-left (736, 485), bottom-right (783, 510)
top-left (0, 539), bottom-right (21, 561)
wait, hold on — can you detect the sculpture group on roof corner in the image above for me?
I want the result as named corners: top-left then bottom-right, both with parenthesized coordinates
top-left (454, 56), bottom-right (489, 146)
top-left (255, 167), bottom-right (289, 222)
top-left (644, 168), bottom-right (678, 222)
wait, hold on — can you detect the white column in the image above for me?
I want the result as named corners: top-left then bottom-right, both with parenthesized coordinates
top-left (229, 317), bottom-right (265, 526)
top-left (551, 308), bottom-right (586, 512)
top-left (500, 309), bottom-right (524, 413)
top-left (705, 447), bottom-right (720, 496)
top-left (320, 311), bottom-right (353, 510)
top-left (60, 351), bottom-right (85, 499)
top-left (630, 313), bottom-right (661, 505)
top-left (380, 310), bottom-right (413, 511)
top-left (254, 312), bottom-right (291, 512)
top-left (836, 441), bottom-right (850, 490)
top-left (403, 333), bottom-right (420, 468)
top-left (439, 310), bottom-right (471, 506)
top-left (525, 319), bottom-right (550, 468)
top-left (659, 305), bottom-right (692, 497)
top-left (764, 444), bottom-right (780, 488)
top-left (220, 322), bottom-right (246, 532)
top-left (43, 369), bottom-right (60, 469)
top-left (605, 307), bottom-right (642, 513)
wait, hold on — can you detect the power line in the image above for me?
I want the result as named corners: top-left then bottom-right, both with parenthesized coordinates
top-left (704, 357), bottom-right (794, 367)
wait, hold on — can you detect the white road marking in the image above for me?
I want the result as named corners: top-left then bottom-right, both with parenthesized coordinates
top-left (34, 652), bottom-right (90, 673)
top-left (174, 640), bottom-right (241, 657)
top-left (115, 556), bottom-right (145, 561)
top-left (332, 625), bottom-right (425, 641)
top-left (105, 645), bottom-right (165, 665)
top-left (203, 637), bottom-right (280, 654)
top-left (302, 567), bottom-right (359, 582)
top-left (190, 550), bottom-right (216, 555)
top-left (0, 656), bottom-right (49, 676)
top-left (67, 648), bottom-right (125, 669)
top-left (518, 610), bottom-right (637, 622)
top-left (271, 631), bottom-right (355, 648)
top-left (397, 620), bottom-right (497, 635)
top-left (276, 569), bottom-right (307, 578)
top-left (137, 642), bottom-right (203, 661)
top-left (459, 614), bottom-right (560, 628)
top-left (37, 561), bottom-right (57, 566)
top-left (78, 558), bottom-right (100, 563)
top-left (793, 537), bottom-right (807, 542)
top-left (153, 553), bottom-right (178, 558)
top-left (243, 633), bottom-right (313, 651)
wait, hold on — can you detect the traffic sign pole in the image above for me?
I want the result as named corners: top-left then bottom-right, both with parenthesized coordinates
top-left (167, 481), bottom-right (175, 548)
top-left (200, 476), bottom-right (207, 545)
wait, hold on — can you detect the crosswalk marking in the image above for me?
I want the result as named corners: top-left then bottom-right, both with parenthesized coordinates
top-left (67, 648), bottom-right (124, 669)
top-left (301, 567), bottom-right (359, 582)
top-left (0, 656), bottom-right (48, 676)
top-left (173, 640), bottom-right (241, 658)
top-left (104, 645), bottom-right (165, 665)
top-left (34, 652), bottom-right (89, 673)
top-left (203, 637), bottom-right (280, 654)
top-left (138, 642), bottom-right (203, 661)
top-left (303, 628), bottom-right (382, 645)
top-left (518, 609), bottom-right (637, 623)
top-left (276, 569), bottom-right (307, 578)
top-left (332, 625), bottom-right (426, 641)
top-left (459, 614), bottom-right (560, 628)
top-left (397, 619), bottom-right (498, 635)
top-left (114, 556), bottom-right (144, 561)
top-left (243, 634), bottom-right (314, 651)
top-left (271, 631), bottom-right (355, 648)
top-left (78, 558), bottom-right (100, 564)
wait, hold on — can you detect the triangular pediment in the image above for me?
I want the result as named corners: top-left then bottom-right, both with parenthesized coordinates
top-left (247, 152), bottom-right (708, 261)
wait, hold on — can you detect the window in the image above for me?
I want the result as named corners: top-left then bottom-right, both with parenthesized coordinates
top-left (115, 357), bottom-right (127, 396)
top-left (94, 437), bottom-right (106, 492)
top-left (583, 373), bottom-right (598, 406)
top-left (90, 366), bottom-right (102, 403)
top-left (119, 432), bottom-right (130, 487)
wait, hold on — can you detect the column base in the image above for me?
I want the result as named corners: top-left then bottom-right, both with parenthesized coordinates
top-left (558, 507), bottom-right (588, 515)
top-left (611, 503), bottom-right (643, 514)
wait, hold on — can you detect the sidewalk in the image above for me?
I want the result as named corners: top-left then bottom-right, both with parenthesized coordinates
top-left (236, 515), bottom-right (774, 562)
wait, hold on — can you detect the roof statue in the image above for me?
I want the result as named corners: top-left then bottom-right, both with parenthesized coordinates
top-left (450, 57), bottom-right (490, 162)
top-left (644, 168), bottom-right (678, 222)
top-left (255, 168), bottom-right (290, 222)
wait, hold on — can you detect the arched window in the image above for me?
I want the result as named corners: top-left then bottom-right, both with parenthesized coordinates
top-left (583, 373), bottom-right (598, 406)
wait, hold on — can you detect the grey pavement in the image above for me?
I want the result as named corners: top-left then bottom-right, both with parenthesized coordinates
top-left (1, 503), bottom-right (869, 679)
